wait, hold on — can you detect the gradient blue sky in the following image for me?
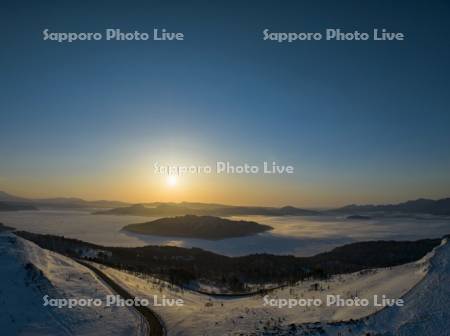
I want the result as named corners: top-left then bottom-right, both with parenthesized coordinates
top-left (1, 0), bottom-right (449, 206)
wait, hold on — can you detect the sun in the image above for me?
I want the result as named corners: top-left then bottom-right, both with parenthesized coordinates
top-left (166, 175), bottom-right (178, 187)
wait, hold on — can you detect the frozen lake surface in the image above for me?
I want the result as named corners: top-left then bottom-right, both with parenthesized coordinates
top-left (1, 210), bottom-right (449, 256)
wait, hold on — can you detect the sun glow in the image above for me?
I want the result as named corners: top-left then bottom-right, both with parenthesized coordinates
top-left (166, 175), bottom-right (178, 187)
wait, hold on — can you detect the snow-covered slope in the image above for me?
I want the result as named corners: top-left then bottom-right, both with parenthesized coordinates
top-left (3, 230), bottom-right (447, 336)
top-left (96, 240), bottom-right (438, 336)
top-left (0, 232), bottom-right (147, 336)
top-left (261, 238), bottom-right (450, 335)
top-left (320, 238), bottom-right (450, 336)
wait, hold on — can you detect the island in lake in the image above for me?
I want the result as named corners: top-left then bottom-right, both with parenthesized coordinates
top-left (122, 215), bottom-right (273, 240)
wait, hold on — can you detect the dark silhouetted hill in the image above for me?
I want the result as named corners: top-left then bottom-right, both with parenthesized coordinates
top-left (16, 231), bottom-right (445, 292)
top-left (0, 202), bottom-right (37, 211)
top-left (334, 198), bottom-right (450, 216)
top-left (122, 215), bottom-right (273, 240)
top-left (0, 191), bottom-right (128, 209)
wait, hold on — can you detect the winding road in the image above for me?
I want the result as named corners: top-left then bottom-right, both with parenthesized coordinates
top-left (74, 259), bottom-right (166, 336)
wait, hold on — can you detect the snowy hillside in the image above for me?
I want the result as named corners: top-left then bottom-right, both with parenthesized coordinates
top-left (96, 239), bottom-right (441, 336)
top-left (316, 238), bottom-right (450, 336)
top-left (2, 230), bottom-right (448, 336)
top-left (0, 232), bottom-right (147, 336)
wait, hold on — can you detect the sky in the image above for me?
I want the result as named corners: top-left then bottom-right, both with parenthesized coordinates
top-left (1, 0), bottom-right (449, 207)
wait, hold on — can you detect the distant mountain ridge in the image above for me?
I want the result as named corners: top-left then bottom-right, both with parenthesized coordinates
top-left (0, 192), bottom-right (38, 211)
top-left (335, 198), bottom-right (450, 216)
top-left (1, 190), bottom-right (449, 216)
top-left (0, 202), bottom-right (37, 212)
top-left (0, 191), bottom-right (128, 209)
top-left (94, 203), bottom-right (320, 217)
